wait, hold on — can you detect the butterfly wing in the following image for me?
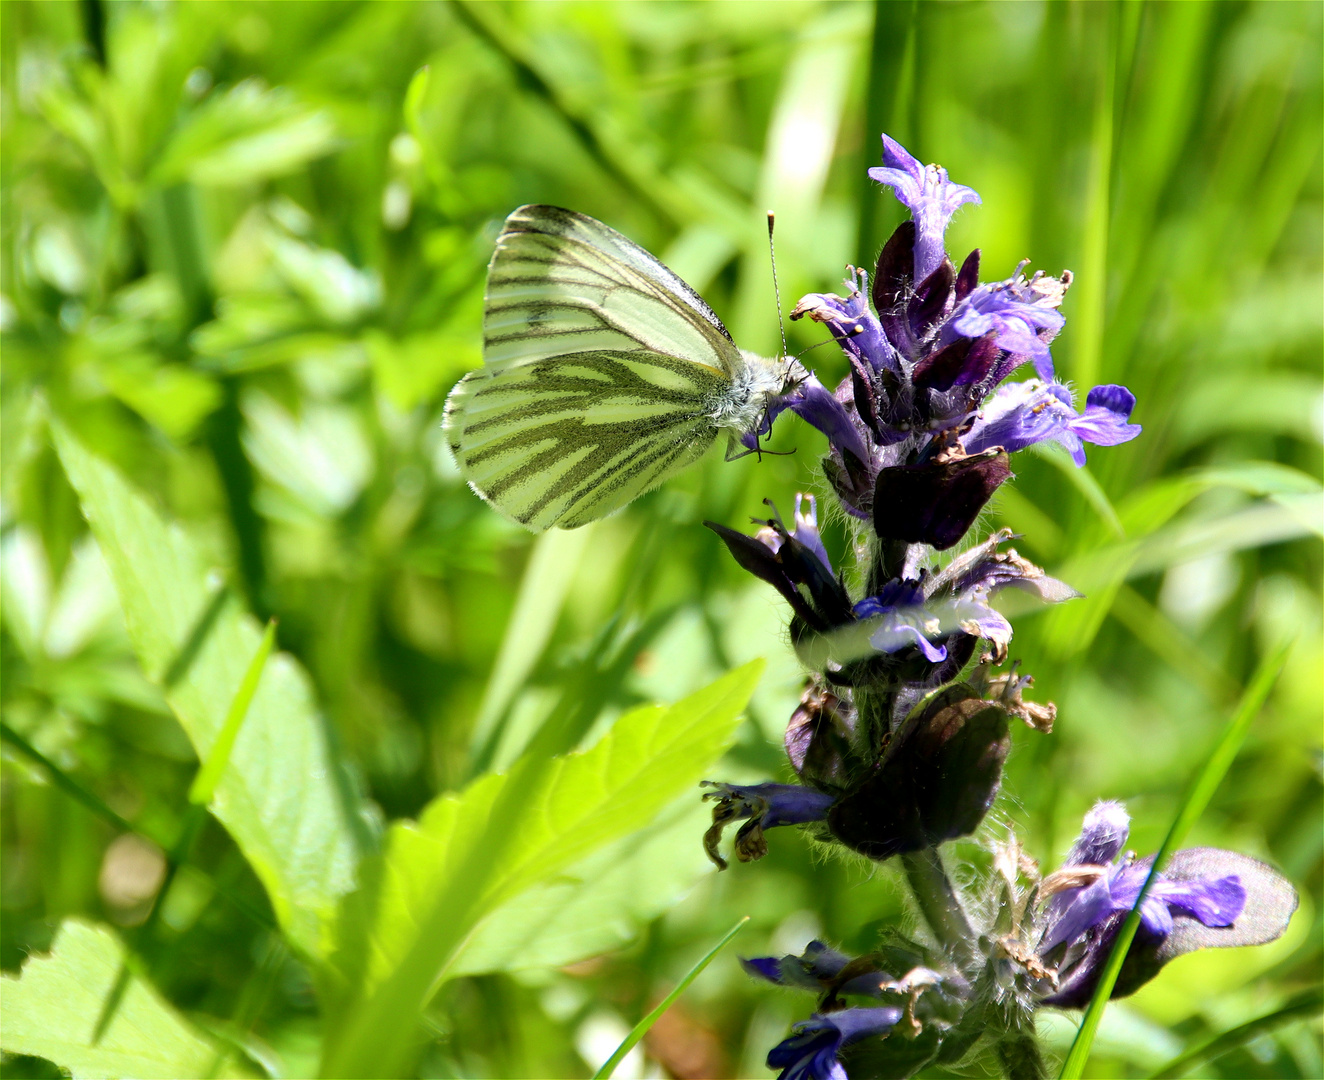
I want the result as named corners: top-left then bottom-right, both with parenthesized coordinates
top-left (446, 205), bottom-right (746, 530)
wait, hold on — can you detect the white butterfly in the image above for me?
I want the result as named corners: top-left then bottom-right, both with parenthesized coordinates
top-left (444, 205), bottom-right (798, 530)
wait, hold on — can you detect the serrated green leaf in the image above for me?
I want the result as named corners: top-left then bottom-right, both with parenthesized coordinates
top-left (51, 422), bottom-right (363, 957)
top-left (0, 919), bottom-right (250, 1080)
top-left (321, 660), bottom-right (762, 1079)
top-left (450, 796), bottom-right (714, 976)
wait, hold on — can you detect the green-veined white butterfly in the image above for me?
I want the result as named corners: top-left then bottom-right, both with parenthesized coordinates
top-left (444, 204), bottom-right (802, 530)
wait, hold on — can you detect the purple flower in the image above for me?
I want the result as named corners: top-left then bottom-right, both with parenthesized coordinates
top-left (964, 380), bottom-right (1141, 466)
top-left (828, 686), bottom-right (1011, 860)
top-left (927, 529), bottom-right (1079, 608)
top-left (1033, 802), bottom-right (1299, 1007)
top-left (788, 377), bottom-right (873, 465)
top-left (868, 135), bottom-right (980, 284)
top-left (701, 781), bottom-right (835, 869)
top-left (1039, 803), bottom-right (1244, 960)
top-left (872, 452), bottom-right (1013, 550)
top-left (784, 681), bottom-right (857, 790)
top-left (742, 940), bottom-right (874, 994)
top-left (787, 494), bottom-right (832, 580)
top-left (853, 581), bottom-right (946, 662)
top-left (767, 1007), bottom-right (902, 1080)
top-left (943, 274), bottom-right (1066, 381)
top-left (920, 530), bottom-right (1079, 662)
top-left (705, 497), bottom-right (853, 631)
top-left (790, 272), bottom-right (900, 376)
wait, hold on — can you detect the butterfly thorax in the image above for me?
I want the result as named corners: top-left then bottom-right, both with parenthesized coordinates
top-left (713, 353), bottom-right (807, 434)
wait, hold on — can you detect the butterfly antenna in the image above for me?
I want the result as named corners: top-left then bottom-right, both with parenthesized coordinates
top-left (767, 211), bottom-right (790, 362)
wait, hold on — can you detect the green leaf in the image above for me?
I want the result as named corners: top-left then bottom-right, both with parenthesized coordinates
top-left (321, 660), bottom-right (763, 1079)
top-left (99, 355), bottom-right (222, 442)
top-left (51, 421), bottom-right (364, 958)
top-left (466, 525), bottom-right (598, 772)
top-left (1147, 986), bottom-right (1324, 1079)
top-left (1043, 493), bottom-right (1321, 657)
top-left (0, 919), bottom-right (250, 1079)
top-left (151, 80), bottom-right (338, 188)
top-left (364, 327), bottom-right (481, 413)
top-left (449, 796), bottom-right (715, 976)
top-left (1170, 372), bottom-right (1324, 448)
top-left (1029, 442), bottom-right (1125, 539)
top-left (189, 618), bottom-right (277, 806)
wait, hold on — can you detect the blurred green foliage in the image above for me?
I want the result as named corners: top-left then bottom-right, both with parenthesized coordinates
top-left (1, 2), bottom-right (1320, 1078)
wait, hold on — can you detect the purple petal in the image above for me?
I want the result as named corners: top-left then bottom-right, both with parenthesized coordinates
top-left (790, 277), bottom-right (900, 375)
top-left (789, 377), bottom-right (872, 464)
top-left (873, 453), bottom-right (1012, 551)
top-left (830, 1006), bottom-right (903, 1043)
top-left (869, 134), bottom-right (980, 282)
top-left (1149, 875), bottom-right (1247, 928)
top-left (1069, 384), bottom-right (1142, 447)
top-left (802, 940), bottom-right (854, 978)
top-left (768, 1007), bottom-right (902, 1080)
top-left (952, 598), bottom-right (1012, 648)
top-left (965, 380), bottom-right (1140, 466)
top-left (742, 956), bottom-right (786, 983)
top-left (1040, 874), bottom-right (1116, 953)
top-left (868, 619), bottom-right (947, 662)
top-left (855, 580), bottom-right (927, 613)
top-left (944, 283), bottom-right (1063, 380)
top-left (1138, 894), bottom-right (1175, 938)
top-left (1068, 801), bottom-right (1131, 867)
top-left (854, 584), bottom-right (947, 661)
top-left (791, 494), bottom-right (833, 577)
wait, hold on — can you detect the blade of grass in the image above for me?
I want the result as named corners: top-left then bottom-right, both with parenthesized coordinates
top-left (467, 525), bottom-right (595, 777)
top-left (1057, 638), bottom-right (1293, 1079)
top-left (592, 916), bottom-right (749, 1080)
top-left (1030, 442), bottom-right (1125, 540)
top-left (448, 0), bottom-right (683, 226)
top-left (188, 618), bottom-right (277, 806)
top-left (1, 722), bottom-right (137, 835)
top-left (1147, 986), bottom-right (1323, 1079)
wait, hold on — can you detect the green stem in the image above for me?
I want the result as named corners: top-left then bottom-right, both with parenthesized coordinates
top-left (900, 846), bottom-right (977, 972)
top-left (997, 1030), bottom-right (1047, 1080)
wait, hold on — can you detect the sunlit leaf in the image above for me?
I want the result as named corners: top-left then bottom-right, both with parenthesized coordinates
top-left (0, 919), bottom-right (250, 1079)
top-left (321, 660), bottom-right (763, 1078)
top-left (52, 421), bottom-right (364, 957)
top-left (151, 80), bottom-right (338, 188)
top-left (450, 796), bottom-right (714, 976)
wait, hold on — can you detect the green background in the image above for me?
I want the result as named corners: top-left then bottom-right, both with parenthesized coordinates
top-left (1, 2), bottom-right (1320, 1077)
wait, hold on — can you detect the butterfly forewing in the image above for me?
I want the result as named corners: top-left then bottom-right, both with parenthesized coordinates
top-left (483, 209), bottom-right (741, 374)
top-left (446, 205), bottom-right (747, 530)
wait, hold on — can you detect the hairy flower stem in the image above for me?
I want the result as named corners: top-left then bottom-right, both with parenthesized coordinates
top-left (995, 1031), bottom-right (1047, 1080)
top-left (900, 847), bottom-right (978, 971)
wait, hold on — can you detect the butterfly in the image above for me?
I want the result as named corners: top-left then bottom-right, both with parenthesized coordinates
top-left (444, 204), bottom-right (800, 530)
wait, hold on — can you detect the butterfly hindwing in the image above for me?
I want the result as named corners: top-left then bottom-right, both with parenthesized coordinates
top-left (446, 205), bottom-right (748, 530)
top-left (446, 351), bottom-right (724, 530)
